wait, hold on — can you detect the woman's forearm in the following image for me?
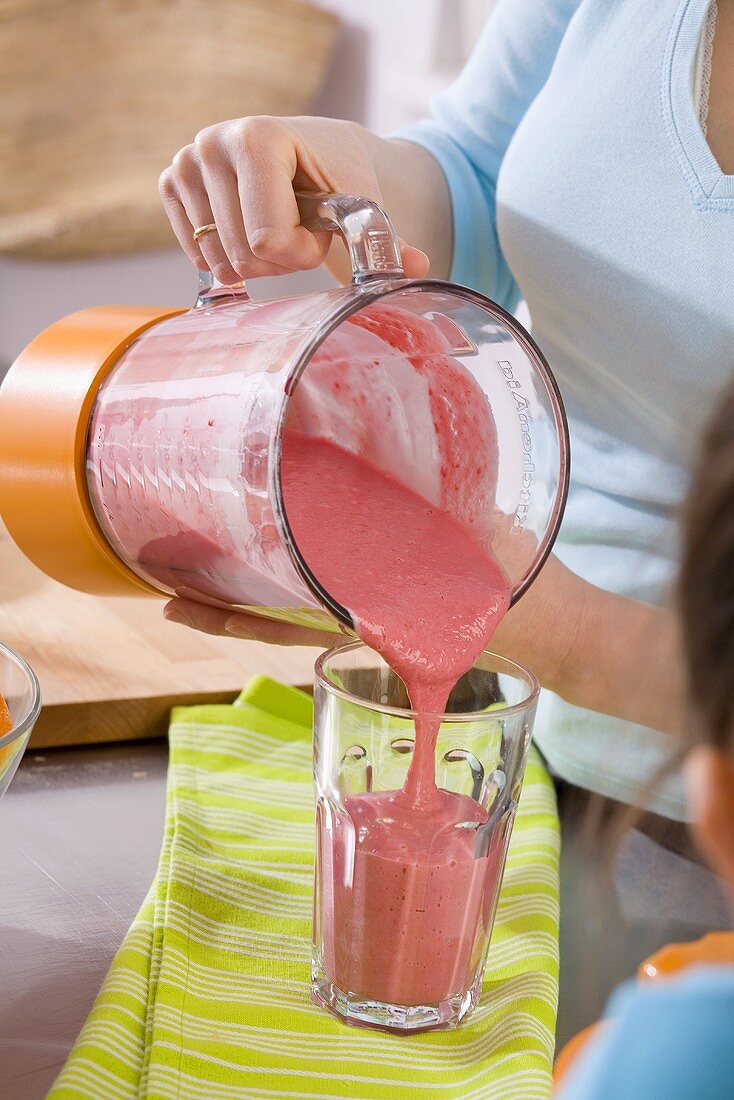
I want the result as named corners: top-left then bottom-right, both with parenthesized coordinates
top-left (492, 556), bottom-right (686, 739)
top-left (561, 581), bottom-right (685, 739)
top-left (375, 138), bottom-right (453, 279)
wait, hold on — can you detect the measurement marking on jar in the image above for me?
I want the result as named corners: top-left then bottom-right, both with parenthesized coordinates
top-left (497, 360), bottom-right (534, 530)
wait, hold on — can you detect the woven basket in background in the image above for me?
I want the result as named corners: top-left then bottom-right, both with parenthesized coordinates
top-left (0, 0), bottom-right (339, 258)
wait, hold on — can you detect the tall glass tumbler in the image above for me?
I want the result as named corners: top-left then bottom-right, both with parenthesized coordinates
top-left (312, 642), bottom-right (540, 1032)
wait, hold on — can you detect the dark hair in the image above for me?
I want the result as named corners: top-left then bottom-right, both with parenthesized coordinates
top-left (678, 375), bottom-right (734, 751)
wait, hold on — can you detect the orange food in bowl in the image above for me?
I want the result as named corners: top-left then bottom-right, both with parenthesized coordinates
top-left (0, 692), bottom-right (14, 769)
top-left (0, 693), bottom-right (11, 737)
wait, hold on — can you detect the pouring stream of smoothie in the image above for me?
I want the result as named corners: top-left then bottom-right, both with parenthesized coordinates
top-left (283, 301), bottom-right (511, 804)
top-left (281, 429), bottom-right (511, 805)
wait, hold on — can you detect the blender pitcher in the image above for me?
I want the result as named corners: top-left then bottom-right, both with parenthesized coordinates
top-left (0, 192), bottom-right (569, 629)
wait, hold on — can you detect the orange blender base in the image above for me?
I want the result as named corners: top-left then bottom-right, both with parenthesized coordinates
top-left (0, 305), bottom-right (183, 596)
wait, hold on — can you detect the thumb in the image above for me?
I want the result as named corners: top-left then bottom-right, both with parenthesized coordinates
top-left (399, 240), bottom-right (430, 278)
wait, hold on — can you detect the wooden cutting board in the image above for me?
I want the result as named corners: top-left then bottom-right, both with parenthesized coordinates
top-left (0, 526), bottom-right (319, 748)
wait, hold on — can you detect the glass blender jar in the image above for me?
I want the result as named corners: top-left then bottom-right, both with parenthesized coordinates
top-left (0, 192), bottom-right (569, 629)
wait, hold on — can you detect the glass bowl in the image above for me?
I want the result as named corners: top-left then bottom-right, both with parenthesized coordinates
top-left (0, 640), bottom-right (41, 801)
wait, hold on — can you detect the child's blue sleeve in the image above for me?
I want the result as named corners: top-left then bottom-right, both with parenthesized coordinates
top-left (394, 0), bottom-right (581, 310)
top-left (556, 969), bottom-right (734, 1100)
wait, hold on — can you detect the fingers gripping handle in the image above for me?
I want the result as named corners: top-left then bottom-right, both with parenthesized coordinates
top-left (196, 191), bottom-right (404, 306)
top-left (296, 191), bottom-right (404, 282)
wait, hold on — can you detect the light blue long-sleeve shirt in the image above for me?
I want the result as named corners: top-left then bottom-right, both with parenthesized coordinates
top-left (556, 968), bottom-right (734, 1100)
top-left (398, 0), bottom-right (734, 820)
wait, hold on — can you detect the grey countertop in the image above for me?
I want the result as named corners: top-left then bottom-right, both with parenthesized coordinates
top-left (1, 742), bottom-right (168, 1100)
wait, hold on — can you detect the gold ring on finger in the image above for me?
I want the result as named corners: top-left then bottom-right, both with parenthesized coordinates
top-left (193, 223), bottom-right (218, 242)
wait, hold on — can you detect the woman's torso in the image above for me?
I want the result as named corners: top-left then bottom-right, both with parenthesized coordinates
top-left (499, 0), bottom-right (734, 586)
top-left (496, 0), bottom-right (734, 813)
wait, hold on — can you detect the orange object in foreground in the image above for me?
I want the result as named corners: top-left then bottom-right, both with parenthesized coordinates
top-left (553, 1023), bottom-right (607, 1087)
top-left (553, 930), bottom-right (734, 1088)
top-left (639, 931), bottom-right (734, 980)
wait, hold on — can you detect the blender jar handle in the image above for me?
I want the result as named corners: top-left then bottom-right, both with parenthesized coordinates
top-left (295, 191), bottom-right (404, 283)
top-left (196, 191), bottom-right (405, 306)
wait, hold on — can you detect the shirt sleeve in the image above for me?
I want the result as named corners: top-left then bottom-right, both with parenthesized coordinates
top-left (393, 0), bottom-right (581, 309)
top-left (555, 970), bottom-right (734, 1100)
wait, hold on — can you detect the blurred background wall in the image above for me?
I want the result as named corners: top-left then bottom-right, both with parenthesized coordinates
top-left (0, 0), bottom-right (497, 371)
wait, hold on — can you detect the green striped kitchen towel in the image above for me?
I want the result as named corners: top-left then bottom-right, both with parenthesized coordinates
top-left (48, 676), bottom-right (560, 1100)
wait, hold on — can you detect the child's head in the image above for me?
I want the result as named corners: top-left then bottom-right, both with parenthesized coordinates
top-left (679, 375), bottom-right (734, 898)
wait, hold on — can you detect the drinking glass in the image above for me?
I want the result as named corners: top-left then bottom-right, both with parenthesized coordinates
top-left (312, 641), bottom-right (540, 1032)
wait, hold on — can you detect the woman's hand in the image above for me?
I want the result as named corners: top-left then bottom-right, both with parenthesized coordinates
top-left (163, 597), bottom-right (335, 648)
top-left (158, 116), bottom-right (449, 286)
